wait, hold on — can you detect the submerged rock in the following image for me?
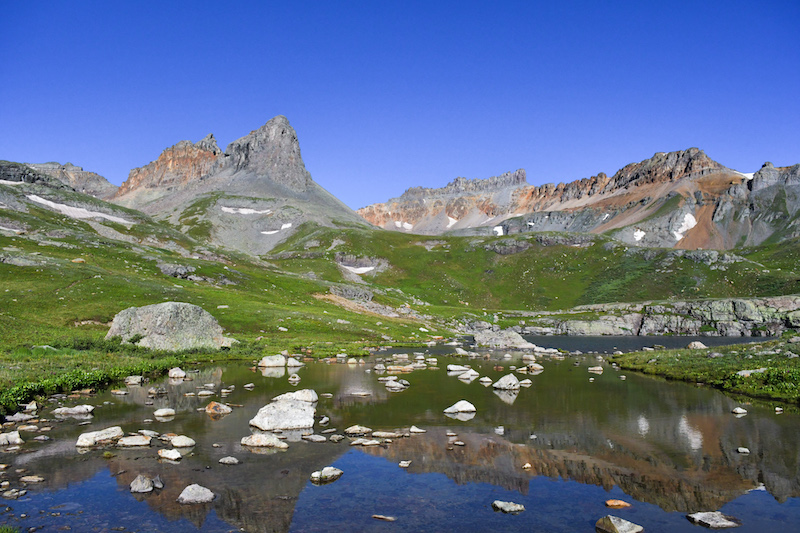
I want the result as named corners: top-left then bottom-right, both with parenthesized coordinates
top-left (686, 511), bottom-right (742, 528)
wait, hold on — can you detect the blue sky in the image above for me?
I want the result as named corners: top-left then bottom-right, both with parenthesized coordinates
top-left (2, 1), bottom-right (798, 209)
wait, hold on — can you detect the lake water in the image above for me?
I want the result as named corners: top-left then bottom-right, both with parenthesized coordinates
top-left (2, 344), bottom-right (798, 532)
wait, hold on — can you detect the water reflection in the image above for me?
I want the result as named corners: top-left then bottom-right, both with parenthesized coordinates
top-left (1, 350), bottom-right (799, 532)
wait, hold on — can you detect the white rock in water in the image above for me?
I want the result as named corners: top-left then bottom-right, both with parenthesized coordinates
top-left (302, 434), bottom-right (327, 443)
top-left (117, 435), bottom-right (151, 447)
top-left (479, 377), bottom-right (493, 386)
top-left (737, 447), bottom-right (750, 454)
top-left (458, 369), bottom-right (480, 381)
top-left (686, 511), bottom-right (741, 529)
top-left (588, 366), bottom-right (604, 373)
top-left (492, 500), bottom-right (525, 514)
top-left (171, 435), bottom-right (196, 447)
top-left (124, 375), bottom-right (144, 385)
top-left (310, 466), bottom-right (343, 484)
top-left (249, 398), bottom-right (315, 431)
top-left (409, 426), bottom-right (426, 433)
top-left (595, 515), bottom-right (644, 533)
top-left (344, 425), bottom-right (372, 436)
top-left (241, 433), bottom-right (289, 448)
top-left (399, 460), bottom-right (412, 468)
top-left (76, 426), bottom-right (123, 447)
top-left (130, 474), bottom-right (154, 493)
top-left (258, 355), bottom-right (286, 368)
top-left (286, 357), bottom-right (304, 367)
top-left (519, 379), bottom-right (532, 387)
top-left (219, 456), bottom-right (240, 465)
top-left (177, 484), bottom-right (215, 504)
top-left (447, 364), bottom-right (470, 373)
top-left (53, 405), bottom-right (95, 416)
top-left (159, 448), bottom-right (182, 461)
top-left (731, 407), bottom-right (747, 415)
top-left (168, 367), bottom-right (186, 379)
top-left (493, 374), bottom-right (520, 390)
top-left (443, 400), bottom-right (476, 414)
top-left (153, 408), bottom-right (175, 418)
top-left (687, 341), bottom-right (708, 349)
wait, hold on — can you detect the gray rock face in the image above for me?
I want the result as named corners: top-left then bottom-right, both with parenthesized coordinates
top-left (176, 484), bottom-right (215, 504)
top-left (223, 116), bottom-right (311, 192)
top-left (105, 302), bottom-right (236, 351)
top-left (26, 162), bottom-right (118, 200)
top-left (472, 328), bottom-right (536, 349)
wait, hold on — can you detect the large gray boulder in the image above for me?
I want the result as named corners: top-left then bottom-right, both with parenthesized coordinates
top-left (105, 302), bottom-right (236, 351)
top-left (249, 393), bottom-right (316, 431)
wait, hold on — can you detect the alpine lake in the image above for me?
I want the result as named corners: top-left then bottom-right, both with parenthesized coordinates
top-left (2, 336), bottom-right (799, 533)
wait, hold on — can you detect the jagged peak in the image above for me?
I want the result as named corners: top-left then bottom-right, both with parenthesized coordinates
top-left (397, 169), bottom-right (527, 201)
top-left (602, 148), bottom-right (727, 192)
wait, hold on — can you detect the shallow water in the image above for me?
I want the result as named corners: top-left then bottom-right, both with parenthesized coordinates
top-left (2, 346), bottom-right (799, 532)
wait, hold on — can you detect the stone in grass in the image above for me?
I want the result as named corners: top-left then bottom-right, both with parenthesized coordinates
top-left (491, 500), bottom-right (525, 514)
top-left (130, 474), bottom-right (154, 493)
top-left (176, 484), bottom-right (215, 504)
top-left (595, 515), bottom-right (644, 533)
top-left (310, 466), bottom-right (343, 484)
top-left (686, 511), bottom-right (742, 528)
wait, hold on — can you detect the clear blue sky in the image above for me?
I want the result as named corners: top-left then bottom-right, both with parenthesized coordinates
top-left (2, 1), bottom-right (798, 209)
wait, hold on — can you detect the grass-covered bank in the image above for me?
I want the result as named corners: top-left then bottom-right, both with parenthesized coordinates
top-left (609, 334), bottom-right (800, 403)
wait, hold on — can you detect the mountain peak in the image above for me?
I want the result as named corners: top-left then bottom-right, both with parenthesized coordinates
top-left (223, 116), bottom-right (311, 192)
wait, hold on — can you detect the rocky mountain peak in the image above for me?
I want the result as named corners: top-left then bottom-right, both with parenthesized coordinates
top-left (222, 115), bottom-right (311, 192)
top-left (25, 161), bottom-right (117, 200)
top-left (397, 169), bottom-right (527, 201)
top-left (602, 148), bottom-right (726, 192)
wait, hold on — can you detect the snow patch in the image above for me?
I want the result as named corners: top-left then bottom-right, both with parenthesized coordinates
top-left (673, 213), bottom-right (697, 241)
top-left (0, 225), bottom-right (22, 234)
top-left (281, 223), bottom-right (293, 230)
top-left (26, 195), bottom-right (133, 225)
top-left (394, 221), bottom-right (402, 228)
top-left (0, 180), bottom-right (24, 186)
top-left (447, 216), bottom-right (458, 229)
top-left (602, 213), bottom-right (610, 221)
top-left (736, 171), bottom-right (755, 180)
top-left (341, 265), bottom-right (375, 274)
top-left (493, 226), bottom-right (504, 236)
top-left (402, 222), bottom-right (413, 230)
top-left (221, 206), bottom-right (272, 215)
top-left (526, 221), bottom-right (535, 226)
top-left (261, 230), bottom-right (279, 235)
top-left (633, 229), bottom-right (646, 241)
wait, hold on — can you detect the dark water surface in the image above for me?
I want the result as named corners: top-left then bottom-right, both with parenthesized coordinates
top-left (2, 344), bottom-right (798, 532)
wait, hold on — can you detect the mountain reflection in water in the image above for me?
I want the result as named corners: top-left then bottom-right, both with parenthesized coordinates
top-left (2, 349), bottom-right (799, 532)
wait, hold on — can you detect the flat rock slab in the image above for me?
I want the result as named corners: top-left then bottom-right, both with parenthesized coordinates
top-left (158, 449), bottom-right (182, 461)
top-left (76, 426), bottom-right (123, 447)
top-left (687, 511), bottom-right (742, 528)
top-left (117, 435), bottom-right (151, 447)
top-left (249, 399), bottom-right (315, 431)
top-left (492, 500), bottom-right (525, 514)
top-left (595, 515), bottom-right (643, 533)
top-left (241, 433), bottom-right (289, 449)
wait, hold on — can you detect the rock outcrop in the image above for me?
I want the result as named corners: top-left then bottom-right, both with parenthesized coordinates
top-left (27, 162), bottom-right (118, 200)
top-left (105, 302), bottom-right (236, 351)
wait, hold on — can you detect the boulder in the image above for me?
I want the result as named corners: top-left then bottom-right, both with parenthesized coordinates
top-left (205, 401), bottom-right (233, 417)
top-left (124, 375), bottom-right (144, 386)
top-left (154, 408), bottom-right (176, 418)
top-left (310, 466), bottom-right (343, 484)
top-left (258, 355), bottom-right (286, 368)
top-left (595, 515), bottom-right (644, 533)
top-left (688, 341), bottom-right (708, 349)
top-left (344, 425), bottom-right (372, 436)
top-left (117, 435), bottom-right (151, 447)
top-left (473, 329), bottom-right (535, 349)
top-left (177, 484), bottom-right (215, 504)
top-left (241, 433), bottom-right (289, 448)
top-left (130, 474), bottom-right (154, 493)
top-left (168, 368), bottom-right (186, 379)
top-left (493, 374), bottom-right (520, 390)
top-left (105, 302), bottom-right (236, 351)
top-left (491, 500), bottom-right (525, 514)
top-left (249, 397), bottom-right (316, 431)
top-left (219, 456), bottom-right (240, 465)
top-left (686, 511), bottom-right (742, 528)
top-left (158, 449), bottom-right (182, 461)
top-left (76, 426), bottom-right (123, 447)
top-left (286, 357), bottom-right (304, 367)
top-left (53, 405), bottom-right (95, 416)
top-left (171, 435), bottom-right (196, 447)
top-left (443, 400), bottom-right (476, 414)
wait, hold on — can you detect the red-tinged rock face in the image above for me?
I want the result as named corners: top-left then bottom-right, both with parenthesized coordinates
top-left (115, 135), bottom-right (221, 197)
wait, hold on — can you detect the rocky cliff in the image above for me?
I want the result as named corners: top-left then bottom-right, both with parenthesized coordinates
top-left (111, 116), bottom-right (366, 255)
top-left (26, 162), bottom-right (118, 200)
top-left (358, 148), bottom-right (800, 250)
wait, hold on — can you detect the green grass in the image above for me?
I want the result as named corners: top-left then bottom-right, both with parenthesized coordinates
top-left (610, 334), bottom-right (800, 403)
